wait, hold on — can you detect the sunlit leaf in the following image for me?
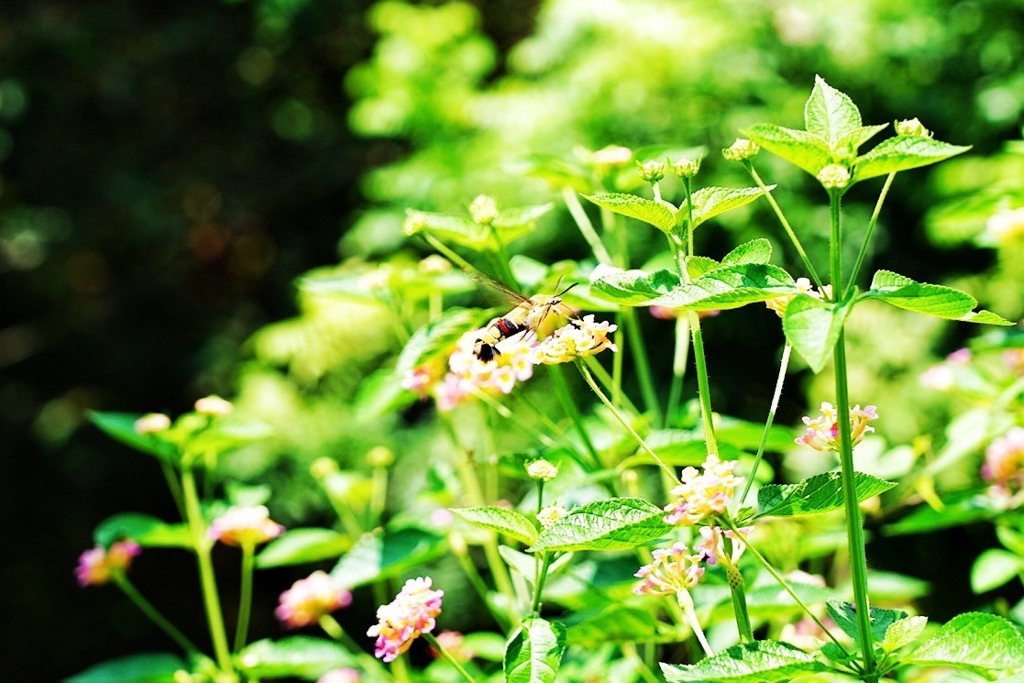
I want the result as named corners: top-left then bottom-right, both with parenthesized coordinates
top-left (661, 640), bottom-right (826, 682)
top-left (65, 653), bottom-right (185, 683)
top-left (530, 498), bottom-right (668, 552)
top-left (331, 527), bottom-right (445, 589)
top-left (256, 528), bottom-right (352, 569)
top-left (855, 135), bottom-right (971, 181)
top-left (685, 186), bottom-right (773, 228)
top-left (720, 238), bottom-right (773, 266)
top-left (742, 123), bottom-right (833, 175)
top-left (504, 618), bottom-right (567, 683)
top-left (589, 266), bottom-right (680, 306)
top-left (583, 193), bottom-right (677, 234)
top-left (648, 264), bottom-right (797, 311)
top-left (94, 513), bottom-right (191, 549)
top-left (89, 411), bottom-right (178, 463)
top-left (826, 600), bottom-right (907, 647)
top-left (453, 507), bottom-right (538, 545)
top-left (395, 307), bottom-right (483, 375)
top-left (863, 270), bottom-right (1012, 325)
top-left (804, 75), bottom-right (862, 146)
top-left (908, 613), bottom-right (1024, 671)
top-left (971, 549), bottom-right (1024, 594)
top-left (835, 124), bottom-right (889, 152)
top-left (883, 616), bottom-right (929, 651)
top-left (782, 295), bottom-right (854, 373)
top-left (236, 637), bottom-right (356, 679)
top-left (755, 471), bottom-right (896, 518)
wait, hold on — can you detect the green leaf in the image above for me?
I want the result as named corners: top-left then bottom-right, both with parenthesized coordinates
top-left (236, 637), bottom-right (356, 679)
top-left (855, 135), bottom-right (971, 181)
top-left (566, 606), bottom-right (662, 646)
top-left (94, 513), bottom-right (191, 549)
top-left (783, 295), bottom-right (855, 373)
top-left (685, 256), bottom-right (721, 279)
top-left (909, 612), bottom-right (1024, 671)
top-left (530, 498), bottom-right (668, 552)
top-left (395, 307), bottom-right (483, 375)
top-left (835, 124), bottom-right (889, 153)
top-left (65, 653), bottom-right (185, 683)
top-left (498, 545), bottom-right (572, 580)
top-left (882, 492), bottom-right (995, 536)
top-left (494, 203), bottom-right (554, 229)
top-left (255, 528), bottom-right (352, 569)
top-left (661, 640), bottom-right (826, 682)
top-left (742, 124), bottom-right (833, 175)
top-left (971, 549), bottom-right (1024, 593)
top-left (755, 471), bottom-right (896, 519)
top-left (864, 270), bottom-right (1012, 325)
top-left (453, 507), bottom-right (538, 545)
top-left (826, 600), bottom-right (907, 647)
top-left (408, 210), bottom-right (491, 249)
top-left (504, 618), bottom-right (567, 683)
top-left (686, 186), bottom-right (772, 228)
top-left (883, 616), bottom-right (929, 651)
top-left (331, 527), bottom-right (445, 589)
top-left (648, 264), bottom-right (797, 311)
top-left (721, 238), bottom-right (773, 266)
top-left (583, 193), bottom-right (677, 234)
top-left (89, 411), bottom-right (178, 463)
top-left (589, 266), bottom-right (681, 306)
top-left (804, 75), bottom-right (862, 146)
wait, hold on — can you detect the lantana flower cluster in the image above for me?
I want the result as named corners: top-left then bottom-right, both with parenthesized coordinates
top-left (368, 577), bottom-right (444, 662)
top-left (76, 540), bottom-right (141, 587)
top-left (529, 315), bottom-right (618, 365)
top-left (919, 348), bottom-right (972, 392)
top-left (795, 402), bottom-right (878, 452)
top-left (276, 570), bottom-right (352, 628)
top-left (633, 542), bottom-right (705, 596)
top-left (982, 427), bottom-right (1024, 500)
top-left (695, 525), bottom-right (753, 567)
top-left (208, 505), bottom-right (285, 547)
top-left (663, 454), bottom-right (742, 527)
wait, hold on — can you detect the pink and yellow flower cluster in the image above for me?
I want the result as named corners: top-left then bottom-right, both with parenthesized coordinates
top-left (795, 402), bottom-right (878, 452)
top-left (633, 542), bottom-right (705, 596)
top-left (368, 577), bottom-right (444, 662)
top-left (208, 505), bottom-right (285, 547)
top-left (276, 570), bottom-right (352, 628)
top-left (76, 540), bottom-right (141, 587)
top-left (983, 427), bottom-right (1024, 499)
top-left (663, 454), bottom-right (742, 527)
top-left (529, 315), bottom-right (618, 365)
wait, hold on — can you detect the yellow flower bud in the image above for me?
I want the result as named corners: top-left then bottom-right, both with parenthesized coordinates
top-left (469, 195), bottom-right (499, 225)
top-left (722, 138), bottom-right (759, 162)
top-left (817, 164), bottom-right (851, 189)
top-left (895, 118), bottom-right (931, 138)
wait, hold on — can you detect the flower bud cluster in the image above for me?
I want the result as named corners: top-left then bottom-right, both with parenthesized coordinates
top-left (526, 459), bottom-right (558, 482)
top-left (669, 157), bottom-right (701, 179)
top-left (895, 118), bottom-right (931, 138)
top-left (636, 159), bottom-right (666, 183)
top-left (817, 164), bottom-right (851, 189)
top-left (368, 577), bottom-right (444, 662)
top-left (722, 138), bottom-right (759, 162)
top-left (208, 505), bottom-right (285, 547)
top-left (134, 413), bottom-right (171, 434)
top-left (469, 195), bottom-right (499, 225)
top-left (76, 540), bottom-right (141, 587)
top-left (276, 570), bottom-right (352, 628)
top-left (537, 505), bottom-right (567, 529)
top-left (195, 395), bottom-right (233, 417)
top-left (663, 454), bottom-right (742, 527)
top-left (795, 401), bottom-right (878, 452)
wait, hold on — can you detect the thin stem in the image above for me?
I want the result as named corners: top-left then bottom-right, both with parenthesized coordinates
top-left (576, 361), bottom-right (680, 484)
top-left (160, 460), bottom-right (186, 520)
top-left (834, 334), bottom-right (877, 680)
top-left (530, 552), bottom-right (554, 616)
top-left (720, 516), bottom-right (850, 654)
top-left (622, 642), bottom-right (660, 683)
top-left (114, 575), bottom-right (199, 654)
top-left (548, 364), bottom-right (603, 469)
top-left (320, 614), bottom-right (393, 681)
top-left (727, 569), bottom-right (754, 643)
top-left (583, 354), bottom-right (641, 416)
top-left (233, 543), bottom-right (255, 653)
top-left (622, 308), bottom-right (663, 427)
top-left (739, 344), bottom-right (792, 505)
top-left (746, 164), bottom-right (826, 289)
top-left (676, 589), bottom-right (712, 657)
top-left (563, 187), bottom-right (613, 265)
top-left (472, 386), bottom-right (558, 449)
top-left (612, 311), bottom-right (625, 408)
top-left (487, 225), bottom-right (519, 290)
top-left (422, 632), bottom-right (480, 683)
top-left (513, 392), bottom-right (586, 459)
top-left (845, 172), bottom-right (896, 298)
top-left (181, 468), bottom-right (234, 675)
top-left (420, 233), bottom-right (477, 274)
top-left (666, 313), bottom-right (690, 427)
top-left (371, 465), bottom-right (388, 527)
top-left (829, 190), bottom-right (844, 296)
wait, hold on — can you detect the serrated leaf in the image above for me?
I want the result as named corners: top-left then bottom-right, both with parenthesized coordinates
top-left (835, 124), bottom-right (889, 152)
top-left (504, 618), bottom-right (567, 683)
top-left (686, 256), bottom-right (721, 278)
top-left (255, 528), bottom-right (352, 569)
top-left (971, 549), bottom-right (1024, 593)
top-left (236, 637), bottom-right (356, 679)
top-left (589, 266), bottom-right (681, 306)
top-left (805, 75), bottom-right (862, 146)
top-left (648, 264), bottom-right (797, 311)
top-left (331, 527), bottom-right (445, 589)
top-left (783, 295), bottom-right (854, 373)
top-left (89, 411), bottom-right (178, 463)
top-left (661, 640), bottom-right (826, 682)
top-left (584, 193), bottom-right (677, 233)
top-left (530, 498), bottom-right (668, 552)
top-left (396, 307), bottom-right (483, 375)
top-left (685, 186), bottom-right (772, 228)
top-left (454, 507), bottom-right (538, 545)
top-left (883, 616), bottom-right (929, 651)
top-left (94, 513), bottom-right (191, 549)
top-left (65, 653), bottom-right (185, 683)
top-left (826, 601), bottom-right (907, 647)
top-left (855, 135), bottom-right (971, 181)
top-left (864, 270), bottom-right (1012, 325)
top-left (755, 471), bottom-right (896, 518)
top-left (721, 238), bottom-right (773, 266)
top-left (909, 612), bottom-right (1024, 671)
top-left (742, 124), bottom-right (834, 175)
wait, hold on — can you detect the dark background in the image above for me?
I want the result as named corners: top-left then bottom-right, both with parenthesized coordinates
top-left (1, 0), bottom-right (1020, 680)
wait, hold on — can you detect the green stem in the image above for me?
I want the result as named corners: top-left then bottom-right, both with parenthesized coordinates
top-left (845, 172), bottom-right (896, 298)
top-left (563, 187), bottom-right (613, 265)
top-left (320, 614), bottom-right (393, 681)
top-left (472, 386), bottom-right (558, 449)
top-left (233, 543), bottom-right (255, 653)
top-left (834, 333), bottom-right (877, 680)
top-left (727, 567), bottom-right (754, 643)
top-left (829, 190), bottom-right (844, 296)
top-left (422, 632), bottom-right (480, 683)
top-left (739, 344), bottom-right (792, 505)
top-left (666, 313), bottom-right (690, 427)
top-left (576, 361), bottom-right (679, 484)
top-left (160, 460), bottom-right (186, 521)
top-left (623, 642), bottom-right (660, 683)
top-left (530, 552), bottom-right (554, 616)
top-left (181, 468), bottom-right (234, 675)
top-left (746, 164), bottom-right (826, 290)
top-left (114, 575), bottom-right (199, 654)
top-left (622, 308), bottom-right (663, 427)
top-left (421, 233), bottom-right (477, 274)
top-left (583, 354), bottom-right (640, 416)
top-left (548, 364), bottom-right (602, 469)
top-left (612, 311), bottom-right (625, 408)
top-left (676, 589), bottom-right (712, 656)
top-left (371, 465), bottom-right (388, 527)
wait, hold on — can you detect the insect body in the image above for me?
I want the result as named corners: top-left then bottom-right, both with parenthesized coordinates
top-left (474, 293), bottom-right (568, 361)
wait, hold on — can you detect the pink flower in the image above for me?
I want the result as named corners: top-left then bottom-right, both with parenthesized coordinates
top-left (317, 669), bottom-right (361, 683)
top-left (795, 402), bottom-right (878, 452)
top-left (76, 540), bottom-right (141, 587)
top-left (402, 365), bottom-right (435, 399)
top-left (208, 505), bottom-right (285, 547)
top-left (946, 348), bottom-right (972, 365)
top-left (695, 525), bottom-right (753, 566)
top-left (368, 577), bottom-right (444, 662)
top-left (134, 413), bottom-right (171, 434)
top-left (633, 542), bottom-right (705, 596)
top-left (429, 630), bottom-right (474, 661)
top-left (663, 454), bottom-right (742, 526)
top-left (276, 571), bottom-right (352, 628)
top-left (983, 427), bottom-right (1024, 493)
